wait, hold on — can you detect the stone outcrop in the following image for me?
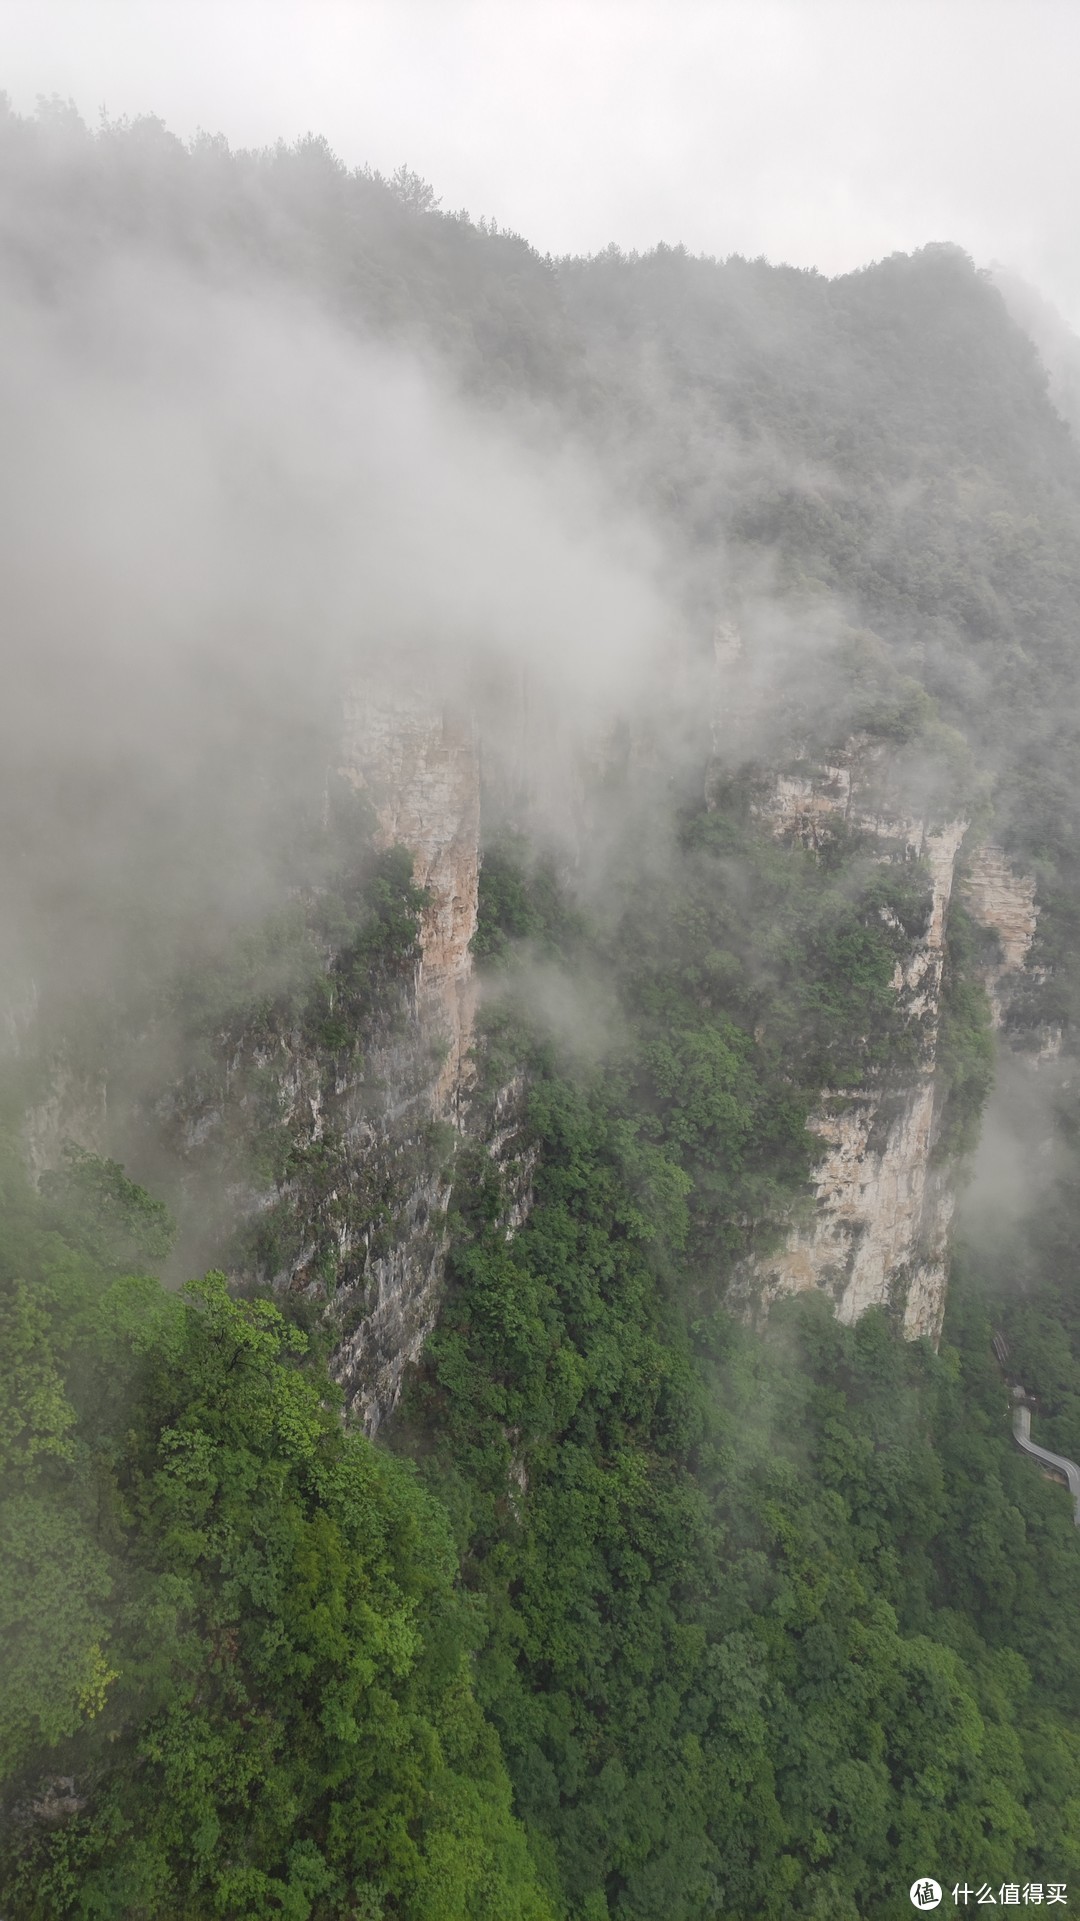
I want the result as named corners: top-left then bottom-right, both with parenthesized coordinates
top-left (21, 1056), bottom-right (108, 1183)
top-left (327, 682), bottom-right (483, 1426)
top-left (340, 682), bottom-right (480, 1118)
top-left (961, 844), bottom-right (1039, 1028)
top-left (738, 740), bottom-right (968, 1346)
top-left (10, 681), bottom-right (486, 1436)
top-left (752, 1076), bottom-right (957, 1343)
top-left (331, 1159), bottom-right (454, 1432)
top-left (336, 694), bottom-right (1041, 1398)
top-left (2, 980), bottom-right (109, 1181)
top-left (737, 752), bottom-right (1051, 1346)
top-left (20, 656), bottom-right (1041, 1410)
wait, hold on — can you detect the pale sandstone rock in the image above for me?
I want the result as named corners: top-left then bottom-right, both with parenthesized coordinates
top-left (745, 772), bottom-right (967, 1346)
top-left (3, 981), bottom-right (110, 1178)
top-left (333, 1165), bottom-right (451, 1433)
top-left (20, 1056), bottom-right (108, 1181)
top-left (962, 844), bottom-right (1038, 1027)
top-left (739, 739), bottom-right (970, 1346)
top-left (340, 682), bottom-right (480, 1118)
top-left (13, 686), bottom-right (485, 1435)
top-left (328, 682), bottom-right (483, 1427)
top-left (745, 762), bottom-right (1046, 1347)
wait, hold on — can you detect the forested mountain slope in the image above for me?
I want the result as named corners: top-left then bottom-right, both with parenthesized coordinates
top-left (4, 99), bottom-right (1080, 1920)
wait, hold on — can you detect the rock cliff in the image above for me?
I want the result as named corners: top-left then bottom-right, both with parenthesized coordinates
top-left (738, 738), bottom-right (969, 1344)
top-left (3, 978), bottom-right (109, 1182)
top-left (8, 680), bottom-right (487, 1436)
top-left (13, 666), bottom-right (1042, 1407)
top-left (339, 682), bottom-right (480, 1117)
top-left (21, 1057), bottom-right (109, 1184)
top-left (327, 682), bottom-right (482, 1426)
top-left (962, 844), bottom-right (1039, 1029)
top-left (735, 733), bottom-right (1051, 1344)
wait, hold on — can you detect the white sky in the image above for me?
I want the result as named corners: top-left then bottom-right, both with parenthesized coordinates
top-left (4, 0), bottom-right (1080, 321)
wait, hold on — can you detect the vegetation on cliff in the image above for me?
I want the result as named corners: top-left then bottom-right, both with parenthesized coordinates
top-left (5, 97), bottom-right (1080, 1921)
top-left (7, 1104), bottom-right (1080, 1917)
top-left (391, 837), bottom-right (1080, 1919)
top-left (0, 1143), bottom-right (552, 1919)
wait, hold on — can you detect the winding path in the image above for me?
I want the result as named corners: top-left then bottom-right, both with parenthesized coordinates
top-left (1012, 1403), bottom-right (1080, 1527)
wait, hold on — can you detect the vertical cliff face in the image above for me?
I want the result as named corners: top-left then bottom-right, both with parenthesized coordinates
top-left (17, 1051), bottom-right (109, 1183)
top-left (18, 662), bottom-right (1039, 1408)
top-left (20, 1060), bottom-right (109, 1183)
top-left (9, 683), bottom-right (484, 1436)
top-left (339, 682), bottom-right (481, 1117)
top-left (962, 845), bottom-right (1039, 1029)
top-left (737, 738), bottom-right (968, 1345)
top-left (758, 1080), bottom-right (952, 1338)
top-left (3, 978), bottom-right (109, 1181)
top-left (736, 743), bottom-right (1050, 1344)
top-left (324, 683), bottom-right (482, 1428)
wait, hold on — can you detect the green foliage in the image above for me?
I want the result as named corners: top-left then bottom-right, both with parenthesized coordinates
top-left (9, 94), bottom-right (1080, 1921)
top-left (0, 1151), bottom-right (551, 1920)
top-left (398, 826), bottom-right (1077, 1916)
top-left (404, 1072), bottom-right (1080, 1915)
top-left (609, 794), bottom-right (937, 1270)
top-left (834, 630), bottom-right (934, 743)
top-left (137, 834), bottom-right (431, 1289)
top-left (935, 905), bottom-right (997, 1157)
top-left (39, 1145), bottom-right (176, 1273)
top-left (473, 834), bottom-right (584, 965)
top-left (167, 839), bottom-right (425, 1068)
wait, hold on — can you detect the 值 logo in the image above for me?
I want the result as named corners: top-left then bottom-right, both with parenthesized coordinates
top-left (910, 1881), bottom-right (943, 1911)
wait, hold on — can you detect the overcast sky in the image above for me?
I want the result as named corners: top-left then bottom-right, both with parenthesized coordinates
top-left (4, 0), bottom-right (1080, 322)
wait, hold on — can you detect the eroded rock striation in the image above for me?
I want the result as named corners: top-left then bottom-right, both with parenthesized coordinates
top-left (13, 667), bottom-right (1045, 1411)
top-left (10, 682), bottom-right (488, 1435)
top-left (737, 738), bottom-right (1048, 1344)
top-left (339, 682), bottom-right (481, 1118)
top-left (737, 739), bottom-right (969, 1344)
top-left (962, 844), bottom-right (1039, 1028)
top-left (327, 683), bottom-right (482, 1427)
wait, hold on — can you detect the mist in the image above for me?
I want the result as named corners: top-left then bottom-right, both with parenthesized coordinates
top-left (0, 201), bottom-right (673, 1021)
top-left (6, 3), bottom-right (1080, 327)
top-left (7, 38), bottom-right (1080, 1920)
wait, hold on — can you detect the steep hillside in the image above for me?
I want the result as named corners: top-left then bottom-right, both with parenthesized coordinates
top-left (4, 100), bottom-right (1080, 1921)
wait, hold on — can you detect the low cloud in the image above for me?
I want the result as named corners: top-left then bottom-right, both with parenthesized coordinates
top-left (0, 233), bottom-right (672, 1013)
